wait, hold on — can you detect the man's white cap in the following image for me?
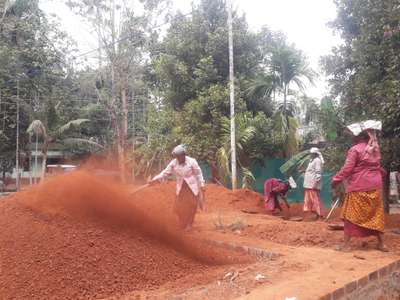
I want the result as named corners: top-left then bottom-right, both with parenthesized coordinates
top-left (288, 176), bottom-right (297, 189)
top-left (172, 144), bottom-right (186, 156)
top-left (310, 147), bottom-right (325, 163)
top-left (309, 147), bottom-right (320, 154)
top-left (346, 120), bottom-right (382, 136)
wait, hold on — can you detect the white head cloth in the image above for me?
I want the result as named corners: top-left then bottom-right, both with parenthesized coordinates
top-left (172, 144), bottom-right (186, 156)
top-left (288, 176), bottom-right (297, 189)
top-left (346, 120), bottom-right (382, 136)
top-left (309, 147), bottom-right (325, 164)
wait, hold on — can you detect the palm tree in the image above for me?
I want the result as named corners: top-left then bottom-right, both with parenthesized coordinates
top-left (270, 44), bottom-right (317, 118)
top-left (246, 73), bottom-right (280, 102)
top-left (27, 119), bottom-right (103, 182)
top-left (273, 111), bottom-right (299, 157)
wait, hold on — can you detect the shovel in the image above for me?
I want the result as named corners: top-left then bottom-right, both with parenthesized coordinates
top-left (129, 183), bottom-right (151, 195)
top-left (325, 197), bottom-right (340, 221)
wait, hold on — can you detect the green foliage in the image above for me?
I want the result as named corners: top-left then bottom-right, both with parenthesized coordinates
top-left (179, 85), bottom-right (245, 162)
top-left (135, 105), bottom-right (180, 177)
top-left (153, 0), bottom-right (260, 110)
top-left (53, 119), bottom-right (90, 140)
top-left (0, 0), bottom-right (77, 175)
top-left (216, 113), bottom-right (256, 186)
top-left (216, 112), bottom-right (278, 188)
top-left (322, 0), bottom-right (400, 171)
top-left (273, 112), bottom-right (299, 157)
top-left (270, 42), bottom-right (316, 93)
top-left (279, 150), bottom-right (311, 178)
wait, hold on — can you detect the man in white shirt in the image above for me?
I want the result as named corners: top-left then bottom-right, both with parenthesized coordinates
top-left (151, 145), bottom-right (205, 231)
top-left (303, 147), bottom-right (324, 220)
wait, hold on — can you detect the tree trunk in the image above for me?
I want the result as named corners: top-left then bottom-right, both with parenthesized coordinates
top-left (283, 83), bottom-right (287, 119)
top-left (120, 75), bottom-right (128, 144)
top-left (117, 140), bottom-right (126, 183)
top-left (109, 0), bottom-right (126, 183)
top-left (119, 74), bottom-right (128, 183)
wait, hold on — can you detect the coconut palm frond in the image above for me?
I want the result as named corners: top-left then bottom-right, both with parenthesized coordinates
top-left (246, 74), bottom-right (276, 99)
top-left (62, 138), bottom-right (104, 149)
top-left (238, 125), bottom-right (256, 149)
top-left (273, 111), bottom-right (288, 138)
top-left (280, 150), bottom-right (310, 177)
top-left (54, 119), bottom-right (90, 138)
top-left (241, 167), bottom-right (255, 189)
top-left (27, 120), bottom-right (47, 137)
top-left (216, 147), bottom-right (231, 183)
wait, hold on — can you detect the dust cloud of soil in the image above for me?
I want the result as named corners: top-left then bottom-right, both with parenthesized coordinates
top-left (0, 171), bottom-right (249, 300)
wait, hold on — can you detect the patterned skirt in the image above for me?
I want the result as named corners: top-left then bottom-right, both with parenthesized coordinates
top-left (303, 189), bottom-right (324, 216)
top-left (341, 190), bottom-right (384, 237)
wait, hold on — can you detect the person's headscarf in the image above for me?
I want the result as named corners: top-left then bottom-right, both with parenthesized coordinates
top-left (346, 120), bottom-right (381, 154)
top-left (171, 144), bottom-right (186, 157)
top-left (310, 147), bottom-right (325, 164)
top-left (346, 120), bottom-right (381, 136)
top-left (288, 176), bottom-right (297, 189)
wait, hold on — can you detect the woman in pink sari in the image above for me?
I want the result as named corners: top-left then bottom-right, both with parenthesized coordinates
top-left (264, 178), bottom-right (295, 214)
top-left (332, 120), bottom-right (387, 251)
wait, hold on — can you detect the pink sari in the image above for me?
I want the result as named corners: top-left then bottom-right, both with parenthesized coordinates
top-left (264, 179), bottom-right (288, 211)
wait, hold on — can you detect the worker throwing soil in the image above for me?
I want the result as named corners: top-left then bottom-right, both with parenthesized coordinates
top-left (264, 177), bottom-right (296, 215)
top-left (150, 145), bottom-right (205, 231)
top-left (303, 147), bottom-right (325, 220)
top-left (332, 120), bottom-right (388, 252)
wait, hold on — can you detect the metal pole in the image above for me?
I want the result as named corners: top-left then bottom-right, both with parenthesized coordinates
top-left (132, 93), bottom-right (135, 182)
top-left (15, 80), bottom-right (20, 191)
top-left (28, 134), bottom-right (32, 185)
top-left (228, 0), bottom-right (237, 190)
top-left (34, 132), bottom-right (38, 185)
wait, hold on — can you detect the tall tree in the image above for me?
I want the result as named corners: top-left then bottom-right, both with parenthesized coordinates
top-left (0, 0), bottom-right (75, 178)
top-left (270, 42), bottom-right (316, 118)
top-left (322, 0), bottom-right (400, 167)
top-left (67, 0), bottom-right (167, 182)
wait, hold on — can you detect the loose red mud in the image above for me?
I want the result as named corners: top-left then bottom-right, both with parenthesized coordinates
top-left (1, 173), bottom-right (399, 299)
top-left (0, 172), bottom-right (249, 300)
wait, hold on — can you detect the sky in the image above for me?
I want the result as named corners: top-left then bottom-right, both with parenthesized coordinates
top-left (40, 0), bottom-right (342, 99)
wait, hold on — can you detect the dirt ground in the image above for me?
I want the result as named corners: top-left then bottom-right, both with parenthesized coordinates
top-left (0, 172), bottom-right (399, 299)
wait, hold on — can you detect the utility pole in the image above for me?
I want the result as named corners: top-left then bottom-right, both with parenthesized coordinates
top-left (15, 80), bottom-right (20, 191)
top-left (34, 132), bottom-right (38, 185)
top-left (227, 0), bottom-right (237, 190)
top-left (132, 93), bottom-right (135, 183)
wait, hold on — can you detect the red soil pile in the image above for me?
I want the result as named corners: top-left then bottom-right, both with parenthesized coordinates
top-left (245, 213), bottom-right (400, 253)
top-left (0, 172), bottom-right (248, 300)
top-left (202, 184), bottom-right (400, 252)
top-left (205, 184), bottom-right (264, 212)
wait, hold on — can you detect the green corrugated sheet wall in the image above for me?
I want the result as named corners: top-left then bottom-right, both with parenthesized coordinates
top-left (199, 159), bottom-right (333, 208)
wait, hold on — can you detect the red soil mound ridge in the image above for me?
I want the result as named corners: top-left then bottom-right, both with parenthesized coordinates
top-left (0, 171), bottom-right (249, 300)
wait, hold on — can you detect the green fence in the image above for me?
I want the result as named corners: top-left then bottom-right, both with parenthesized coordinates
top-left (199, 158), bottom-right (334, 208)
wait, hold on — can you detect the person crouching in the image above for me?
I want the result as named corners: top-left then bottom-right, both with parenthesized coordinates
top-left (264, 177), bottom-right (296, 216)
